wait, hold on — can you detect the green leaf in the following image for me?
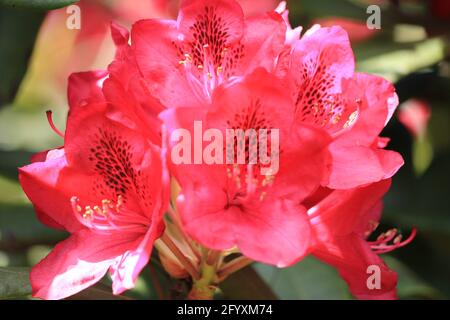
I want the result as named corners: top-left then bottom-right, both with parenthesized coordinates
top-left (26, 245), bottom-right (51, 266)
top-left (290, 0), bottom-right (368, 20)
top-left (254, 255), bottom-right (442, 300)
top-left (0, 150), bottom-right (35, 180)
top-left (416, 233), bottom-right (450, 297)
top-left (0, 267), bottom-right (132, 300)
top-left (0, 107), bottom-right (63, 151)
top-left (357, 37), bottom-right (446, 82)
top-left (220, 266), bottom-right (278, 300)
top-left (0, 204), bottom-right (66, 250)
top-left (428, 105), bottom-right (450, 153)
top-left (0, 175), bottom-right (29, 205)
top-left (412, 134), bottom-right (433, 176)
top-left (0, 267), bottom-right (31, 299)
top-left (385, 151), bottom-right (450, 235)
top-left (0, 0), bottom-right (78, 10)
top-left (384, 256), bottom-right (442, 299)
top-left (0, 9), bottom-right (43, 106)
top-left (254, 257), bottom-right (351, 300)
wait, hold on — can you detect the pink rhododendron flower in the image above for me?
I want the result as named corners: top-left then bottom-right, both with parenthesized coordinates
top-left (280, 25), bottom-right (404, 189)
top-left (19, 71), bottom-right (168, 299)
top-left (131, 0), bottom-right (287, 107)
top-left (159, 0), bottom-right (279, 18)
top-left (161, 69), bottom-right (330, 266)
top-left (313, 18), bottom-right (378, 43)
top-left (398, 99), bottom-right (431, 138)
top-left (307, 180), bottom-right (416, 299)
top-left (275, 1), bottom-right (303, 45)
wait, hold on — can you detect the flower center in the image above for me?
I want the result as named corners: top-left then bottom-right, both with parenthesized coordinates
top-left (222, 99), bottom-right (280, 206)
top-left (225, 164), bottom-right (276, 206)
top-left (295, 56), bottom-right (360, 135)
top-left (71, 195), bottom-right (149, 234)
top-left (176, 6), bottom-right (244, 101)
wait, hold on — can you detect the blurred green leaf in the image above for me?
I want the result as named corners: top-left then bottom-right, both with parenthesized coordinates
top-left (0, 175), bottom-right (28, 205)
top-left (0, 267), bottom-right (31, 299)
top-left (393, 24), bottom-right (427, 43)
top-left (0, 150), bottom-right (34, 179)
top-left (412, 134), bottom-right (433, 176)
top-left (385, 151), bottom-right (450, 234)
top-left (0, 107), bottom-right (63, 151)
top-left (0, 0), bottom-right (78, 10)
top-left (254, 257), bottom-right (351, 300)
top-left (0, 251), bottom-right (11, 267)
top-left (428, 105), bottom-right (450, 153)
top-left (384, 256), bottom-right (442, 299)
top-left (0, 8), bottom-right (43, 106)
top-left (357, 37), bottom-right (446, 82)
top-left (289, 0), bottom-right (368, 20)
top-left (416, 233), bottom-right (450, 297)
top-left (0, 204), bottom-right (66, 250)
top-left (220, 266), bottom-right (278, 300)
top-left (26, 245), bottom-right (51, 266)
top-left (0, 267), bottom-right (132, 300)
top-left (254, 255), bottom-right (442, 300)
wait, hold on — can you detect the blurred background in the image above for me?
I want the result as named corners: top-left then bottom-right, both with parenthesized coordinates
top-left (0, 0), bottom-right (449, 299)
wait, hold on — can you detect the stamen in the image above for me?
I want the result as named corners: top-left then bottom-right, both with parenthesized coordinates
top-left (179, 57), bottom-right (211, 102)
top-left (262, 175), bottom-right (275, 187)
top-left (344, 110), bottom-right (359, 129)
top-left (46, 110), bottom-right (65, 138)
top-left (370, 228), bottom-right (417, 254)
top-left (178, 39), bottom-right (228, 101)
top-left (70, 195), bottom-right (148, 234)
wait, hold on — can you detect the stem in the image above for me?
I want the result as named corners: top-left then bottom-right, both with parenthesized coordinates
top-left (161, 233), bottom-right (200, 280)
top-left (187, 250), bottom-right (222, 300)
top-left (188, 262), bottom-right (218, 300)
top-left (217, 256), bottom-right (254, 282)
top-left (206, 250), bottom-right (221, 266)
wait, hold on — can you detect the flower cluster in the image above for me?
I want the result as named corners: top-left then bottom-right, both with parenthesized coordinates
top-left (19, 0), bottom-right (414, 300)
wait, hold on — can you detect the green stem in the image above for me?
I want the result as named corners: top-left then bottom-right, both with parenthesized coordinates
top-left (188, 254), bottom-right (219, 300)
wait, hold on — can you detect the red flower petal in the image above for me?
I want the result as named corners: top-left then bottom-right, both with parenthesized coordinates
top-left (313, 234), bottom-right (398, 300)
top-left (30, 229), bottom-right (141, 300)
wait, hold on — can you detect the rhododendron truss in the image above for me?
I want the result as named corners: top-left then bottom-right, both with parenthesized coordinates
top-left (18, 0), bottom-right (415, 300)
